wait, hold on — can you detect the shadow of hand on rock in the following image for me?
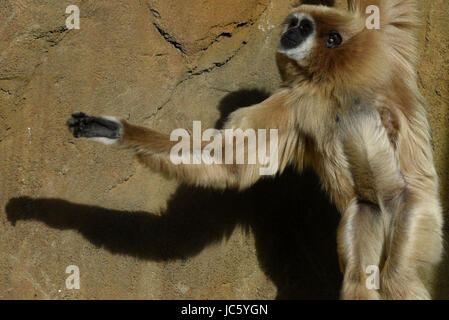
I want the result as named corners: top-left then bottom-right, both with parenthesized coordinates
top-left (5, 89), bottom-right (342, 299)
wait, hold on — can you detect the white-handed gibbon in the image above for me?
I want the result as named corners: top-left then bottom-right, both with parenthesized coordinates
top-left (67, 0), bottom-right (443, 299)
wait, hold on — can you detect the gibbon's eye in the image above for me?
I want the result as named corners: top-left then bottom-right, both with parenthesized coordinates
top-left (327, 30), bottom-right (343, 49)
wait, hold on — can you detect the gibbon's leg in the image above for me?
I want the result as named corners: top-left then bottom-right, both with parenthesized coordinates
top-left (67, 91), bottom-right (303, 190)
top-left (337, 199), bottom-right (385, 300)
top-left (380, 191), bottom-right (443, 300)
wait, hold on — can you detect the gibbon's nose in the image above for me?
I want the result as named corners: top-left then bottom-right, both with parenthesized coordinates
top-left (281, 28), bottom-right (303, 49)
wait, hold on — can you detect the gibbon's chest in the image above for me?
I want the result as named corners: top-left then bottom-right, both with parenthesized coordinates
top-left (331, 98), bottom-right (399, 206)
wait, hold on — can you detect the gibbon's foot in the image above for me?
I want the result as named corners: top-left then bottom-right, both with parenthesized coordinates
top-left (66, 112), bottom-right (122, 144)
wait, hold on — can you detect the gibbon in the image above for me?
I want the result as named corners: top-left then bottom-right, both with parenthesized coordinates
top-left (67, 0), bottom-right (443, 299)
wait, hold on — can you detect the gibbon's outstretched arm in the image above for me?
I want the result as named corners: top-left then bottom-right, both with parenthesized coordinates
top-left (67, 90), bottom-right (303, 190)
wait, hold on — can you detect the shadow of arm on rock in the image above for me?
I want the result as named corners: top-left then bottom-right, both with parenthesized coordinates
top-left (5, 170), bottom-right (342, 299)
top-left (5, 189), bottom-right (242, 261)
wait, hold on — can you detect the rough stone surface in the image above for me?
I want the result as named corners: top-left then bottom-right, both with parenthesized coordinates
top-left (0, 0), bottom-right (447, 299)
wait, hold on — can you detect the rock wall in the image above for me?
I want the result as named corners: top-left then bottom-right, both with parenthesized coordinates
top-left (0, 0), bottom-right (448, 299)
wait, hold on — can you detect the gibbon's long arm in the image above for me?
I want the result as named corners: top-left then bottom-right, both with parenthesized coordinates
top-left (67, 90), bottom-right (303, 190)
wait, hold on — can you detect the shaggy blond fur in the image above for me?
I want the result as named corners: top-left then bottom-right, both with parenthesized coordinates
top-left (68, 0), bottom-right (443, 299)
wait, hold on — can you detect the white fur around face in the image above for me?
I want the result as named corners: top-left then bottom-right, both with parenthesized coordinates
top-left (278, 13), bottom-right (316, 62)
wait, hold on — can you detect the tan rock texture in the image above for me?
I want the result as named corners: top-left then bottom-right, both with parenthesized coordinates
top-left (0, 0), bottom-right (447, 299)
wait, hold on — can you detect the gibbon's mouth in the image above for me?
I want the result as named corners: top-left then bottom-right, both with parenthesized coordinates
top-left (281, 31), bottom-right (301, 49)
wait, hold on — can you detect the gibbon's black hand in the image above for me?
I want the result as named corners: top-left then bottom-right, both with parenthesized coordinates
top-left (66, 112), bottom-right (121, 139)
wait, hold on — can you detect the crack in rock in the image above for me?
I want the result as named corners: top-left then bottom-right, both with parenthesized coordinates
top-left (186, 40), bottom-right (248, 77)
top-left (33, 26), bottom-right (69, 47)
top-left (144, 39), bottom-right (248, 122)
top-left (1, 88), bottom-right (12, 96)
top-left (148, 2), bottom-right (267, 57)
top-left (198, 22), bottom-right (250, 51)
top-left (152, 22), bottom-right (187, 55)
top-left (107, 172), bottom-right (135, 192)
top-left (145, 2), bottom-right (269, 119)
top-left (33, 26), bottom-right (68, 38)
top-left (149, 6), bottom-right (186, 55)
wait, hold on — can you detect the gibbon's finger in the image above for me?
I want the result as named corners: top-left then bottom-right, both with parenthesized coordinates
top-left (66, 114), bottom-right (87, 126)
top-left (66, 117), bottom-right (77, 127)
top-left (71, 111), bottom-right (86, 118)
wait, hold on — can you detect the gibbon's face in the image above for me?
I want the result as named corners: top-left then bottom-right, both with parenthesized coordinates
top-left (278, 5), bottom-right (366, 70)
top-left (278, 12), bottom-right (318, 61)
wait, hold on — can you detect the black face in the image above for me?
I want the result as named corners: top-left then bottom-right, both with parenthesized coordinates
top-left (281, 16), bottom-right (314, 50)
